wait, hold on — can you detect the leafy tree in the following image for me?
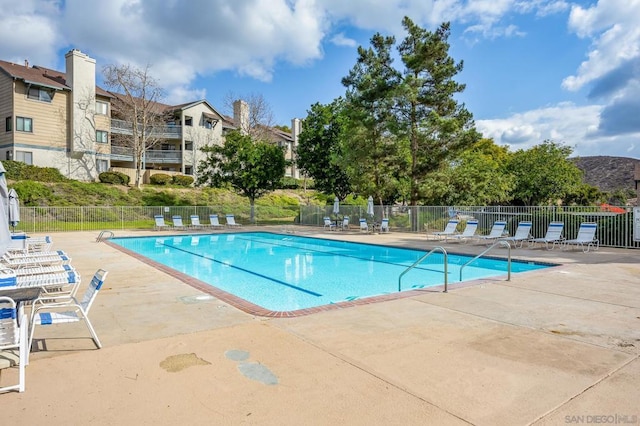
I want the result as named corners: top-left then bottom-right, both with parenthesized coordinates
top-left (102, 63), bottom-right (166, 188)
top-left (341, 34), bottom-right (406, 206)
top-left (564, 183), bottom-right (606, 206)
top-left (422, 138), bottom-right (514, 205)
top-left (296, 100), bottom-right (352, 200)
top-left (196, 131), bottom-right (286, 223)
top-left (507, 141), bottom-right (583, 205)
top-left (396, 19), bottom-right (480, 206)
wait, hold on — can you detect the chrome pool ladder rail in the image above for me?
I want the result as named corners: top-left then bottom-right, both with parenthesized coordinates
top-left (96, 230), bottom-right (115, 242)
top-left (459, 239), bottom-right (511, 282)
top-left (398, 246), bottom-right (448, 293)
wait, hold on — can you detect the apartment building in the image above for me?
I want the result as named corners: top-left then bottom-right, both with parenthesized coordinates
top-left (0, 49), bottom-right (301, 183)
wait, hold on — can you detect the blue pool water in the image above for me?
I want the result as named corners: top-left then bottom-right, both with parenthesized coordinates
top-left (111, 232), bottom-right (551, 312)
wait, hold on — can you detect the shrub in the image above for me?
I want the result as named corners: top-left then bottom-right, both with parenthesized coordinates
top-left (3, 160), bottom-right (67, 182)
top-left (149, 173), bottom-right (172, 185)
top-left (114, 171), bottom-right (130, 185)
top-left (280, 177), bottom-right (301, 189)
top-left (172, 175), bottom-right (194, 187)
top-left (99, 172), bottom-right (126, 185)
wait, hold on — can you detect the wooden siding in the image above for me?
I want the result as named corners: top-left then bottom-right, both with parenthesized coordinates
top-left (0, 73), bottom-right (14, 146)
top-left (12, 81), bottom-right (69, 148)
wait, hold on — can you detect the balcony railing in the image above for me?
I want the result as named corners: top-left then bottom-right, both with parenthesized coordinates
top-left (110, 118), bottom-right (182, 139)
top-left (109, 146), bottom-right (183, 163)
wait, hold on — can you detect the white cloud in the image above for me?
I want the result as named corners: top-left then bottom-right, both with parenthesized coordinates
top-left (330, 33), bottom-right (357, 48)
top-left (477, 102), bottom-right (640, 157)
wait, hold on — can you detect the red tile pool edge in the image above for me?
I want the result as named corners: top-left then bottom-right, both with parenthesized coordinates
top-left (105, 239), bottom-right (453, 317)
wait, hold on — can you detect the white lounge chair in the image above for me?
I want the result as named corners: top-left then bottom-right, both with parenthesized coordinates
top-left (189, 215), bottom-right (203, 229)
top-left (225, 214), bottom-right (242, 227)
top-left (359, 218), bottom-right (369, 233)
top-left (29, 269), bottom-right (108, 353)
top-left (172, 215), bottom-right (186, 230)
top-left (529, 221), bottom-right (564, 250)
top-left (477, 220), bottom-right (508, 244)
top-left (340, 216), bottom-right (350, 231)
top-left (563, 222), bottom-right (599, 252)
top-left (0, 296), bottom-right (28, 393)
top-left (448, 220), bottom-right (479, 243)
top-left (502, 221), bottom-right (532, 248)
top-left (380, 218), bottom-right (389, 233)
top-left (430, 219), bottom-right (459, 241)
top-left (323, 217), bottom-right (336, 231)
top-left (208, 214), bottom-right (225, 229)
top-left (1, 250), bottom-right (71, 268)
top-left (154, 215), bottom-right (171, 231)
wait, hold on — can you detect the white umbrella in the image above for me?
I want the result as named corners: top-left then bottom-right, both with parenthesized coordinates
top-left (332, 196), bottom-right (340, 215)
top-left (8, 188), bottom-right (19, 229)
top-left (0, 162), bottom-right (12, 256)
top-left (367, 196), bottom-right (374, 218)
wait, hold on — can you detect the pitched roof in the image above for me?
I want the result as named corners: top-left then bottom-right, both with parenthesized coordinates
top-left (0, 60), bottom-right (69, 90)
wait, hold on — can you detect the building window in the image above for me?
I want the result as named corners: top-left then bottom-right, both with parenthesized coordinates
top-left (27, 86), bottom-right (53, 102)
top-left (96, 101), bottom-right (108, 115)
top-left (184, 116), bottom-right (193, 126)
top-left (16, 117), bottom-right (33, 132)
top-left (185, 141), bottom-right (193, 150)
top-left (5, 116), bottom-right (11, 132)
top-left (185, 166), bottom-right (192, 175)
top-left (96, 130), bottom-right (108, 143)
top-left (97, 159), bottom-right (109, 173)
top-left (15, 151), bottom-right (33, 165)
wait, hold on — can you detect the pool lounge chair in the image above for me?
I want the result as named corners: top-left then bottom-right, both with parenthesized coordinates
top-left (529, 221), bottom-right (564, 250)
top-left (172, 215), bottom-right (187, 230)
top-left (189, 215), bottom-right (203, 229)
top-left (430, 220), bottom-right (459, 241)
top-left (502, 221), bottom-right (532, 248)
top-left (29, 269), bottom-right (108, 353)
top-left (0, 296), bottom-right (28, 392)
top-left (563, 222), bottom-right (599, 252)
top-left (225, 214), bottom-right (242, 227)
top-left (323, 217), bottom-right (336, 231)
top-left (154, 215), bottom-right (171, 231)
top-left (380, 218), bottom-right (389, 233)
top-left (2, 250), bottom-right (71, 268)
top-left (207, 214), bottom-right (224, 229)
top-left (359, 218), bottom-right (369, 233)
top-left (340, 216), bottom-right (350, 231)
top-left (448, 220), bottom-right (479, 243)
top-left (477, 220), bottom-right (508, 244)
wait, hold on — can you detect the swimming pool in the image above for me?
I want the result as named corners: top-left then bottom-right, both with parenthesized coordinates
top-left (110, 232), bottom-right (551, 313)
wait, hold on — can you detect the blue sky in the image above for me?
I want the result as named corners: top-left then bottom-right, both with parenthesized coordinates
top-left (1, 0), bottom-right (639, 159)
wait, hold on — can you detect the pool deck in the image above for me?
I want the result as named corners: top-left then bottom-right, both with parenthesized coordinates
top-left (2, 227), bottom-right (639, 425)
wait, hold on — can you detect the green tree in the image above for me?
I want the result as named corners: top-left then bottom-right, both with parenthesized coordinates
top-left (507, 141), bottom-right (583, 205)
top-left (341, 33), bottom-right (406, 206)
top-left (196, 131), bottom-right (286, 223)
top-left (422, 138), bottom-right (514, 205)
top-left (397, 19), bottom-right (480, 206)
top-left (296, 100), bottom-right (352, 200)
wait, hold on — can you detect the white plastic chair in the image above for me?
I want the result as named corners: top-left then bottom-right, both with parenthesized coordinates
top-left (208, 214), bottom-right (224, 229)
top-left (529, 221), bottom-right (564, 250)
top-left (323, 217), bottom-right (336, 231)
top-left (430, 220), bottom-right (459, 241)
top-left (477, 220), bottom-right (508, 243)
top-left (380, 218), bottom-right (389, 233)
top-left (340, 216), bottom-right (350, 231)
top-left (189, 215), bottom-right (203, 229)
top-left (225, 214), bottom-right (242, 227)
top-left (154, 215), bottom-right (171, 230)
top-left (0, 296), bottom-right (28, 393)
top-left (172, 215), bottom-right (186, 230)
top-left (359, 218), bottom-right (369, 232)
top-left (563, 222), bottom-right (599, 252)
top-left (502, 221), bottom-right (532, 248)
top-left (29, 269), bottom-right (108, 353)
top-left (448, 220), bottom-right (479, 243)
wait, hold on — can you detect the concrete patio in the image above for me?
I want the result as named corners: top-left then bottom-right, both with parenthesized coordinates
top-left (2, 227), bottom-right (639, 425)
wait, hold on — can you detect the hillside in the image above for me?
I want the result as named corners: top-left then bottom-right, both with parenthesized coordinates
top-left (572, 155), bottom-right (639, 193)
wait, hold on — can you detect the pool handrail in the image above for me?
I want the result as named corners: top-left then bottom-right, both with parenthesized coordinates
top-left (459, 239), bottom-right (511, 282)
top-left (398, 246), bottom-right (448, 293)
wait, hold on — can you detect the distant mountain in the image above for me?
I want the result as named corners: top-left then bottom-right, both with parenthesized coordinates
top-left (572, 156), bottom-right (639, 193)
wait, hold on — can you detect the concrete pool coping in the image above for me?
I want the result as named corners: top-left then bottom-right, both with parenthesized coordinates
top-left (2, 227), bottom-right (639, 425)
